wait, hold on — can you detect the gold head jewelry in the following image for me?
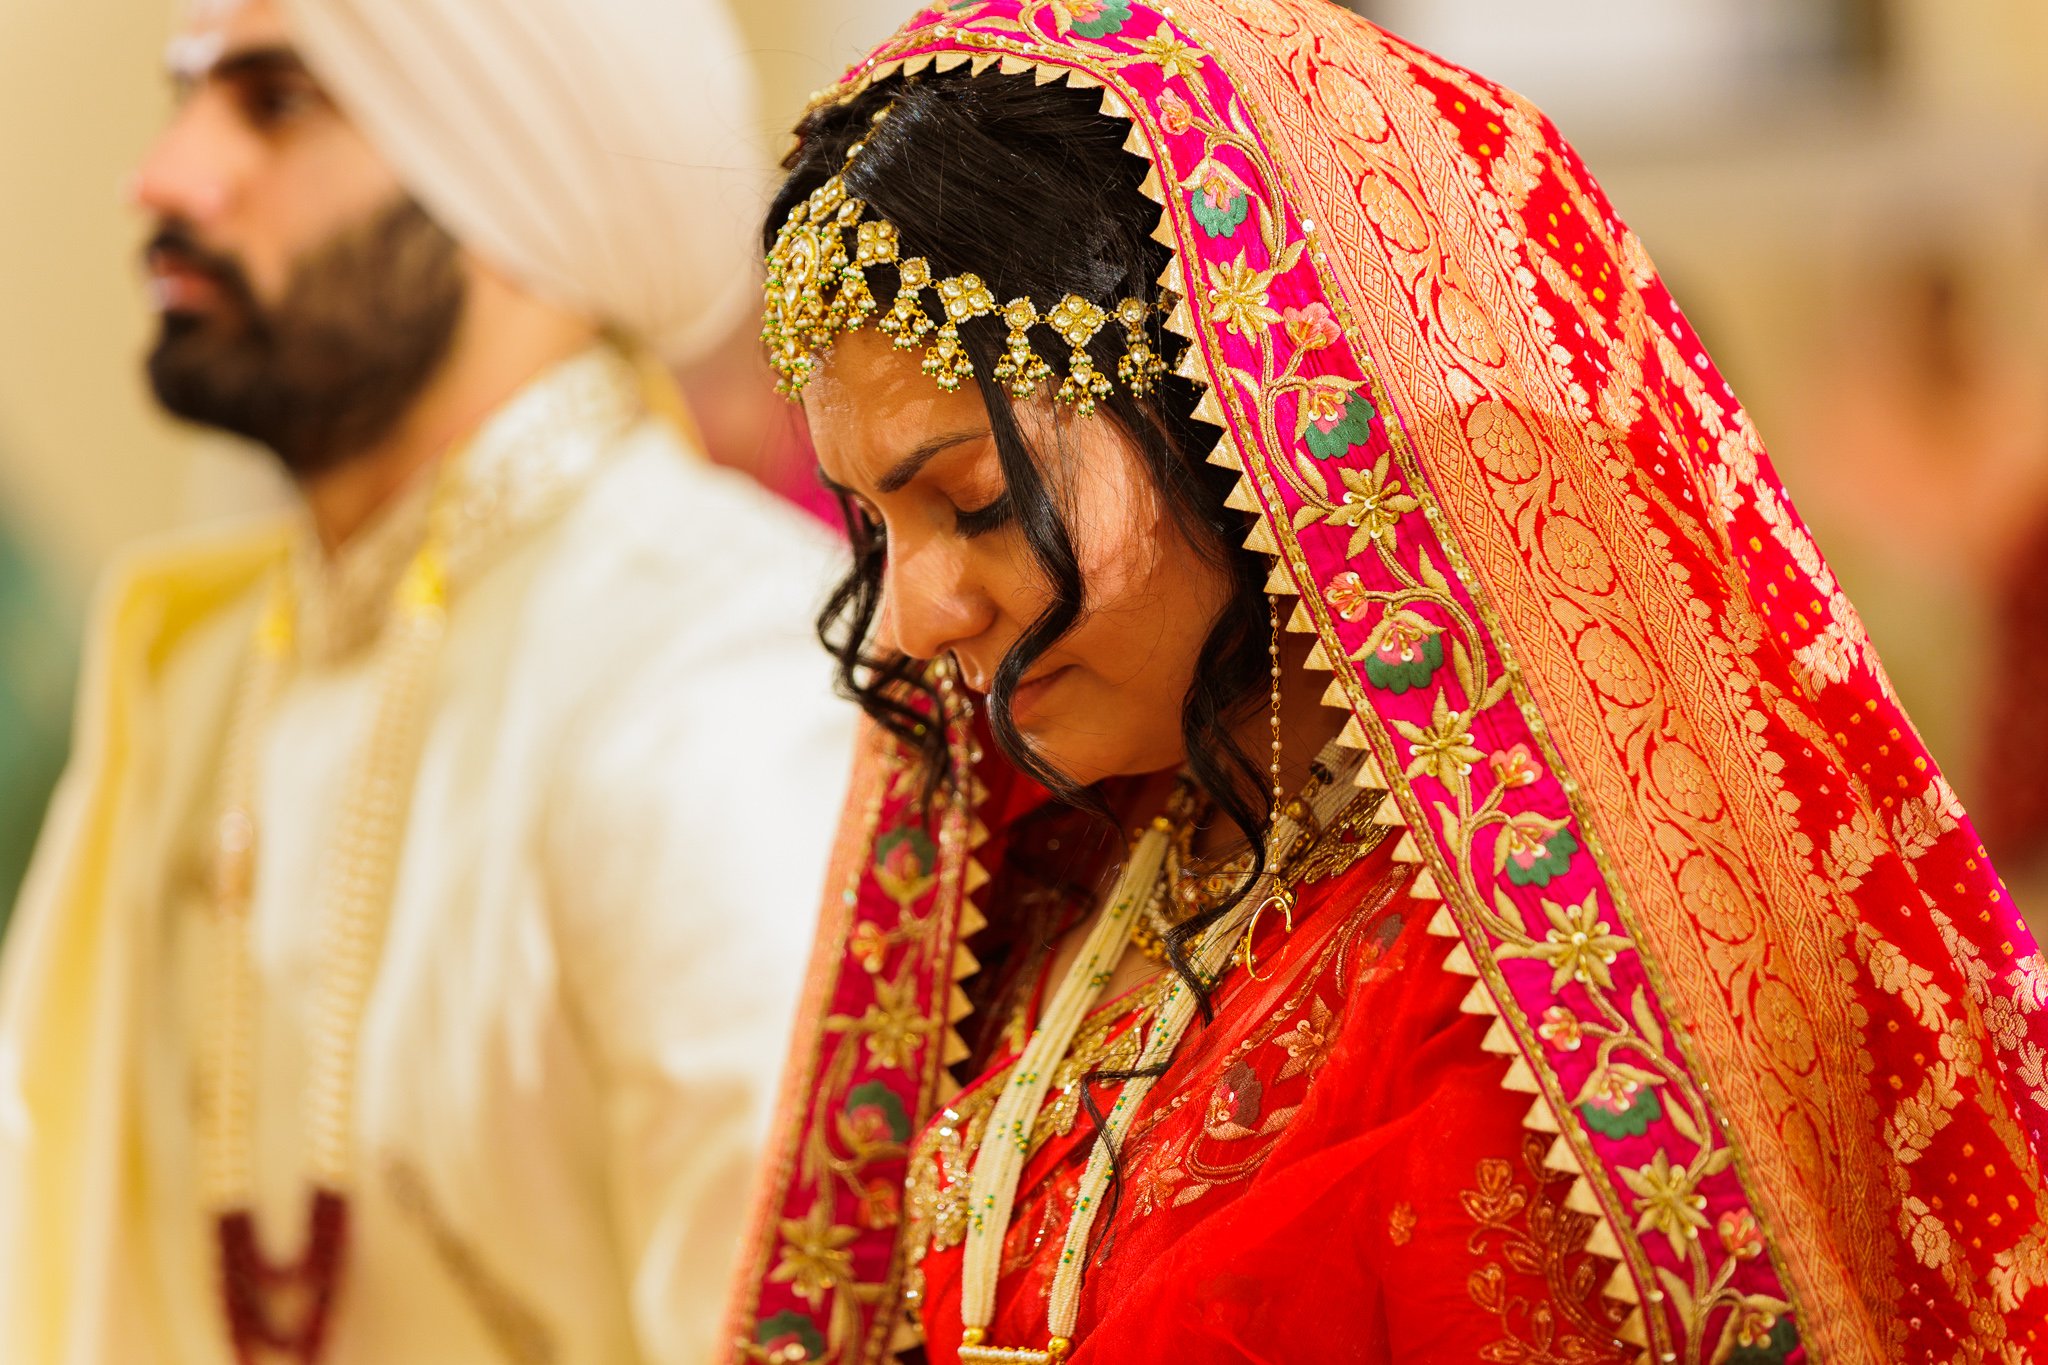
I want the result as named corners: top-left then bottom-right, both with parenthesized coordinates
top-left (762, 111), bottom-right (1165, 417)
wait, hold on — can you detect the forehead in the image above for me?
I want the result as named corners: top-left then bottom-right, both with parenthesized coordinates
top-left (167, 0), bottom-right (294, 80)
top-left (802, 330), bottom-right (993, 481)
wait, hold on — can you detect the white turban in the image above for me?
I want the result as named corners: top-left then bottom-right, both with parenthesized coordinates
top-left (279, 0), bottom-right (767, 365)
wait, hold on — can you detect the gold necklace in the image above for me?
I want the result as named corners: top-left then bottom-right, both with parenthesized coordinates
top-left (201, 528), bottom-right (449, 1364)
top-left (1127, 763), bottom-right (1385, 964)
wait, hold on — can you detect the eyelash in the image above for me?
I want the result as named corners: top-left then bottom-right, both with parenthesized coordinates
top-left (241, 82), bottom-right (319, 130)
top-left (953, 494), bottom-right (1014, 539)
top-left (844, 494), bottom-right (1011, 544)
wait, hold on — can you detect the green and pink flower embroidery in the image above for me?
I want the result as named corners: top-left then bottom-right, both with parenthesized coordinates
top-left (1577, 1063), bottom-right (1663, 1139)
top-left (841, 1081), bottom-right (912, 1148)
top-left (1053, 0), bottom-right (1131, 38)
top-left (1495, 811), bottom-right (1579, 888)
top-left (1360, 610), bottom-right (1443, 693)
top-left (755, 1312), bottom-right (825, 1363)
top-left (873, 828), bottom-right (938, 907)
top-left (1297, 380), bottom-right (1378, 459)
top-left (1185, 156), bottom-right (1252, 239)
top-left (1727, 1314), bottom-right (1799, 1364)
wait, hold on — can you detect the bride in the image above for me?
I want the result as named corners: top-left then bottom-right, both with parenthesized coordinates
top-left (723, 2), bottom-right (2048, 1361)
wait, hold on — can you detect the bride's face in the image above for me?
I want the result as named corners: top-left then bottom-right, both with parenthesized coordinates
top-left (806, 328), bottom-right (1234, 788)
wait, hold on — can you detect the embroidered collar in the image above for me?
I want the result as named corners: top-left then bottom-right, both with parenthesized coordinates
top-left (290, 345), bottom-right (643, 663)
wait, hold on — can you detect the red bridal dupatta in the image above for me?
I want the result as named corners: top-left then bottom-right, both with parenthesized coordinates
top-left (723, 3), bottom-right (2048, 1361)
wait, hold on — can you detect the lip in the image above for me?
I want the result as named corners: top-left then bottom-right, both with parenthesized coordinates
top-left (1008, 665), bottom-right (1073, 718)
top-left (144, 257), bottom-right (224, 313)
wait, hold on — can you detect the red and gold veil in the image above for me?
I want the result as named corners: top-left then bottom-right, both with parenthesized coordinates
top-left (723, 3), bottom-right (2048, 1361)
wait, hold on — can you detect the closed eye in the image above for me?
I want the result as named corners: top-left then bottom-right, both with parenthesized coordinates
top-left (953, 494), bottom-right (1014, 539)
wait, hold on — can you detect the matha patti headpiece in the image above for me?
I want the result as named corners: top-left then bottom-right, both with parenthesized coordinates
top-left (762, 108), bottom-right (1168, 416)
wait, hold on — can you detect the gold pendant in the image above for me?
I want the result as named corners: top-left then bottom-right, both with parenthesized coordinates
top-left (1239, 888), bottom-right (1297, 980)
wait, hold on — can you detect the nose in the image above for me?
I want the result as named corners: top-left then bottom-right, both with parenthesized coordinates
top-left (130, 95), bottom-right (246, 227)
top-left (874, 533), bottom-right (995, 670)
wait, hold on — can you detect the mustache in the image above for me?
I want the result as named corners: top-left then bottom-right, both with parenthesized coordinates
top-left (144, 221), bottom-right (257, 304)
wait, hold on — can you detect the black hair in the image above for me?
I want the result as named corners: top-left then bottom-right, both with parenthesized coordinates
top-left (768, 73), bottom-right (1275, 1030)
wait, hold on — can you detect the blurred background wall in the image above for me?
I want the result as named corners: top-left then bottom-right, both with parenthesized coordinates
top-left (1, 0), bottom-right (2045, 922)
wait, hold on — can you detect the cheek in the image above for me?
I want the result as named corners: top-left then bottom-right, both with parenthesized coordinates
top-left (250, 129), bottom-right (405, 300)
top-left (1066, 474), bottom-right (1229, 694)
top-left (1067, 451), bottom-right (1172, 604)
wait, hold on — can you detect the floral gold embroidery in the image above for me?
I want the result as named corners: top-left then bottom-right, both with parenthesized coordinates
top-left (1618, 1149), bottom-right (1714, 1257)
top-left (1272, 996), bottom-right (1334, 1080)
top-left (1135, 29), bottom-right (1204, 79)
top-left (1497, 893), bottom-right (1631, 992)
top-left (1458, 1137), bottom-right (1625, 1364)
top-left (770, 1200), bottom-right (860, 1310)
top-left (835, 967), bottom-right (939, 1069)
top-left (1205, 254), bottom-right (1282, 337)
top-left (1391, 692), bottom-right (1484, 783)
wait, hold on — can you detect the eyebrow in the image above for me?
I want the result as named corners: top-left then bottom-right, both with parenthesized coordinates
top-left (815, 429), bottom-right (991, 499)
top-left (873, 428), bottom-right (992, 494)
top-left (170, 43), bottom-right (313, 90)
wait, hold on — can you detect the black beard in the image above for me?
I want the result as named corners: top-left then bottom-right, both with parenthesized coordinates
top-left (144, 198), bottom-right (465, 479)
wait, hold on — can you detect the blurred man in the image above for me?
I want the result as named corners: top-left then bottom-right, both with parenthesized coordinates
top-left (0, 1), bottom-right (853, 1361)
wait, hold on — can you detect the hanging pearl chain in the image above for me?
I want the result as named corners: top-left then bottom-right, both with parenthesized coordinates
top-left (1269, 593), bottom-right (1284, 843)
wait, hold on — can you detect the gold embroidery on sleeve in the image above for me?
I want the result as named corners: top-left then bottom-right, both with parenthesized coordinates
top-left (1458, 1135), bottom-right (1627, 1364)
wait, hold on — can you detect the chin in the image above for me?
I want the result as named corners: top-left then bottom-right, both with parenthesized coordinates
top-left (1022, 726), bottom-right (1181, 790)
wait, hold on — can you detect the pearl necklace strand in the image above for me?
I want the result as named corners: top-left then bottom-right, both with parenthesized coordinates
top-left (201, 530), bottom-right (449, 1363)
top-left (956, 817), bottom-right (1171, 1362)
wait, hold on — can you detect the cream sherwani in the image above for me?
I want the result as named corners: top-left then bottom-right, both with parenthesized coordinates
top-left (0, 347), bottom-right (854, 1364)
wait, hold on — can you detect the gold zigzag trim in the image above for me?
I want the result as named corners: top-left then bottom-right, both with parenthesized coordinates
top-left (1077, 72), bottom-right (1646, 1357)
top-left (939, 772), bottom-right (995, 1096)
